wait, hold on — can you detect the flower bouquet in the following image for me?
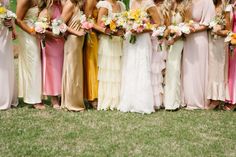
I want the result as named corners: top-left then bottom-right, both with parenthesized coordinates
top-left (0, 3), bottom-right (17, 30)
top-left (225, 32), bottom-right (236, 55)
top-left (151, 26), bottom-right (166, 51)
top-left (51, 18), bottom-right (67, 35)
top-left (34, 17), bottom-right (49, 47)
top-left (209, 13), bottom-right (226, 39)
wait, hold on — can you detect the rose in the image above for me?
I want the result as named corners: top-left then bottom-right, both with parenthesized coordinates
top-left (81, 21), bottom-right (93, 30)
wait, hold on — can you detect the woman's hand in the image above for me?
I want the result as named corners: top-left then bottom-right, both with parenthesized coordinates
top-left (75, 29), bottom-right (86, 37)
top-left (12, 29), bottom-right (17, 40)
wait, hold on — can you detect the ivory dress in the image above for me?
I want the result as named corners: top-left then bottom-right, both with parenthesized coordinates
top-left (97, 1), bottom-right (125, 110)
top-left (0, 0), bottom-right (18, 110)
top-left (164, 12), bottom-right (184, 110)
top-left (119, 0), bottom-right (155, 114)
top-left (18, 6), bottom-right (42, 104)
top-left (182, 0), bottom-right (215, 109)
top-left (61, 6), bottom-right (85, 111)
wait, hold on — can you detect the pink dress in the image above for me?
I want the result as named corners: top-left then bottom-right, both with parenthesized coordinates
top-left (182, 0), bottom-right (215, 109)
top-left (227, 9), bottom-right (236, 104)
top-left (0, 0), bottom-right (18, 110)
top-left (42, 2), bottom-right (64, 96)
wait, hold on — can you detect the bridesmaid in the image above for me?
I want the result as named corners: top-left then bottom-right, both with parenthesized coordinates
top-left (164, 0), bottom-right (191, 110)
top-left (83, 0), bottom-right (99, 109)
top-left (60, 0), bottom-right (86, 111)
top-left (182, 0), bottom-right (215, 109)
top-left (16, 0), bottom-right (43, 109)
top-left (0, 0), bottom-right (18, 110)
top-left (119, 0), bottom-right (161, 114)
top-left (151, 0), bottom-right (170, 109)
top-left (96, 0), bottom-right (126, 110)
top-left (207, 0), bottom-right (230, 109)
top-left (38, 0), bottom-right (64, 109)
top-left (225, 0), bottom-right (236, 110)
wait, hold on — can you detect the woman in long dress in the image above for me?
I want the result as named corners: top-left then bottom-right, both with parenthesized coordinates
top-left (83, 0), bottom-right (99, 109)
top-left (96, 0), bottom-right (126, 110)
top-left (207, 0), bottom-right (230, 109)
top-left (150, 0), bottom-right (169, 110)
top-left (164, 0), bottom-right (191, 110)
top-left (119, 0), bottom-right (161, 114)
top-left (16, 0), bottom-right (42, 109)
top-left (38, 0), bottom-right (65, 109)
top-left (61, 0), bottom-right (86, 111)
top-left (182, 0), bottom-right (215, 109)
top-left (0, 0), bottom-right (18, 110)
top-left (225, 0), bottom-right (236, 110)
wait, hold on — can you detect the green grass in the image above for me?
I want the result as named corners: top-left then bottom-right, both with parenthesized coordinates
top-left (0, 105), bottom-right (236, 157)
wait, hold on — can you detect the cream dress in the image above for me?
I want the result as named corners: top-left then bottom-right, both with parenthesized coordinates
top-left (18, 6), bottom-right (42, 104)
top-left (164, 12), bottom-right (184, 110)
top-left (97, 1), bottom-right (126, 110)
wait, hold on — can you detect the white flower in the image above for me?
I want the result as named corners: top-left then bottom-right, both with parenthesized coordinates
top-left (152, 26), bottom-right (166, 37)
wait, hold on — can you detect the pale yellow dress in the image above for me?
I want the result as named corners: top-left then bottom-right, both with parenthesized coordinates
top-left (18, 6), bottom-right (42, 104)
top-left (61, 6), bottom-right (85, 111)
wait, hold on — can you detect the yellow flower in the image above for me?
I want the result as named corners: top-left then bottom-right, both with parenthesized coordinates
top-left (145, 22), bottom-right (153, 30)
top-left (0, 6), bottom-right (7, 14)
top-left (110, 20), bottom-right (117, 32)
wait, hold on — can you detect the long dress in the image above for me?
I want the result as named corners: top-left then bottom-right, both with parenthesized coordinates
top-left (164, 12), bottom-right (184, 110)
top-left (18, 6), bottom-right (42, 104)
top-left (97, 1), bottom-right (126, 110)
top-left (42, 2), bottom-right (64, 96)
top-left (61, 6), bottom-right (85, 111)
top-left (119, 0), bottom-right (155, 114)
top-left (227, 7), bottom-right (236, 104)
top-left (151, 4), bottom-right (166, 109)
top-left (207, 6), bottom-right (227, 101)
top-left (182, 0), bottom-right (215, 109)
top-left (83, 9), bottom-right (99, 102)
top-left (0, 0), bottom-right (18, 110)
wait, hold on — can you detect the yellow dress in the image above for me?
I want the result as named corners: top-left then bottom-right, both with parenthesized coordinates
top-left (61, 6), bottom-right (85, 111)
top-left (83, 9), bottom-right (99, 102)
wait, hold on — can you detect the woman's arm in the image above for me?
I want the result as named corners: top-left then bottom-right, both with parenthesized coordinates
top-left (215, 12), bottom-right (231, 37)
top-left (84, 0), bottom-right (96, 17)
top-left (60, 0), bottom-right (85, 36)
top-left (94, 7), bottom-right (108, 34)
top-left (16, 0), bottom-right (35, 35)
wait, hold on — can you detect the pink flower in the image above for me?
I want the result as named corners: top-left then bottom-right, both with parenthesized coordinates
top-left (136, 26), bottom-right (144, 33)
top-left (81, 21), bottom-right (93, 30)
top-left (35, 26), bottom-right (45, 34)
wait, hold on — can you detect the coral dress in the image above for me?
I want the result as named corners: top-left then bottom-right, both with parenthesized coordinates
top-left (182, 0), bottom-right (215, 109)
top-left (18, 6), bottom-right (42, 104)
top-left (119, 0), bottom-right (155, 114)
top-left (83, 8), bottom-right (99, 102)
top-left (42, 2), bottom-right (64, 96)
top-left (61, 6), bottom-right (85, 111)
top-left (0, 0), bottom-right (18, 110)
top-left (227, 6), bottom-right (236, 104)
top-left (97, 1), bottom-right (126, 110)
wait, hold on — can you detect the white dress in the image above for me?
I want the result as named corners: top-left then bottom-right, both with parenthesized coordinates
top-left (18, 6), bottom-right (42, 104)
top-left (164, 12), bottom-right (184, 110)
top-left (97, 1), bottom-right (126, 110)
top-left (0, 0), bottom-right (18, 110)
top-left (119, 0), bottom-right (155, 114)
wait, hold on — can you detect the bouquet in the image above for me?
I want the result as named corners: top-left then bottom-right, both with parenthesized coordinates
top-left (101, 13), bottom-right (125, 35)
top-left (123, 9), bottom-right (153, 44)
top-left (79, 12), bottom-right (94, 31)
top-left (168, 23), bottom-right (191, 38)
top-left (225, 32), bottom-right (236, 55)
top-left (209, 13), bottom-right (226, 39)
top-left (51, 18), bottom-right (67, 35)
top-left (0, 3), bottom-right (17, 30)
top-left (151, 26), bottom-right (166, 51)
top-left (34, 17), bottom-right (49, 47)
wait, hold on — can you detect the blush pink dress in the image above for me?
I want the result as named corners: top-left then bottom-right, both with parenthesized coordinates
top-left (182, 0), bottom-right (215, 109)
top-left (42, 2), bottom-right (64, 96)
top-left (227, 7), bottom-right (236, 104)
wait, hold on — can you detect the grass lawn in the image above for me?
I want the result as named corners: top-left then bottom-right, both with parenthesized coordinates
top-left (0, 105), bottom-right (236, 156)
